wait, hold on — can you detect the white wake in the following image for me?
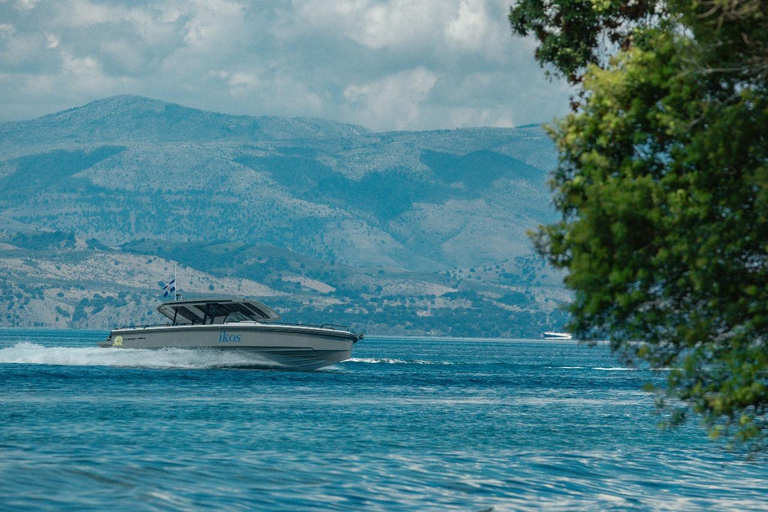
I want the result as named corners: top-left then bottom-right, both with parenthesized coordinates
top-left (0, 342), bottom-right (281, 369)
top-left (346, 357), bottom-right (453, 365)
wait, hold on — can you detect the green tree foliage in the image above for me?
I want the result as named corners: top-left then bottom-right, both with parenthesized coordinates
top-left (510, 0), bottom-right (768, 449)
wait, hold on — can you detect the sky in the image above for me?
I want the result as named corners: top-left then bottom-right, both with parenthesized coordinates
top-left (0, 0), bottom-right (571, 131)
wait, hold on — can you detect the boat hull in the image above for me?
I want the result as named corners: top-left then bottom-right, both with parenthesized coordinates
top-left (99, 323), bottom-right (358, 370)
top-left (542, 331), bottom-right (573, 340)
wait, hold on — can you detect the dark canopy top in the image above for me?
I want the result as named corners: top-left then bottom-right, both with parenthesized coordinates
top-left (157, 298), bottom-right (280, 325)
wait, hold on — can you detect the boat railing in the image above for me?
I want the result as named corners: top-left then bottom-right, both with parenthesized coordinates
top-left (320, 323), bottom-right (352, 332)
top-left (114, 321), bottom-right (356, 333)
top-left (115, 323), bottom-right (170, 330)
top-left (268, 321), bottom-right (353, 332)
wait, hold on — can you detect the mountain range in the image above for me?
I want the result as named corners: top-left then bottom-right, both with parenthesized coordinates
top-left (0, 95), bottom-right (569, 336)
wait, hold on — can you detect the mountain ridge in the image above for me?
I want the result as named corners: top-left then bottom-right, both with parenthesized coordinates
top-left (0, 96), bottom-right (568, 336)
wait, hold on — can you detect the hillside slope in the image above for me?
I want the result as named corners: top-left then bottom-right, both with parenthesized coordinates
top-left (0, 96), bottom-right (568, 336)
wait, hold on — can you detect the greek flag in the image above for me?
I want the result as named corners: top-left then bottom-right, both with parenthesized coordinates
top-left (161, 277), bottom-right (176, 298)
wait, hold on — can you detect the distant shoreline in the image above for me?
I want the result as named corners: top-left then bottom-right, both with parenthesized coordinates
top-left (0, 327), bottom-right (593, 343)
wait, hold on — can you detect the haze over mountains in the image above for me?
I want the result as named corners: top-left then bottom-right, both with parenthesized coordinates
top-left (0, 95), bottom-right (568, 336)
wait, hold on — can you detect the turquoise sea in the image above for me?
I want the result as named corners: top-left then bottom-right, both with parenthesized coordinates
top-left (0, 330), bottom-right (766, 510)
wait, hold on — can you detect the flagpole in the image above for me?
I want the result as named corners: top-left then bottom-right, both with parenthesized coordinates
top-left (174, 263), bottom-right (178, 300)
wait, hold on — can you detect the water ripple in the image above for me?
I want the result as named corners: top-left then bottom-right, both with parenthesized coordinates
top-left (1, 330), bottom-right (766, 511)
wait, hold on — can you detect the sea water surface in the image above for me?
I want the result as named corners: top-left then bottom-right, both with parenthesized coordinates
top-left (0, 330), bottom-right (766, 511)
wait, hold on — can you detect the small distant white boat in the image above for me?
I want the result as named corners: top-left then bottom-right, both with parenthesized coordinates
top-left (542, 331), bottom-right (572, 340)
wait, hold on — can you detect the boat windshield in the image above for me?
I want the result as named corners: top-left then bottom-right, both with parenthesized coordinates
top-left (157, 298), bottom-right (280, 326)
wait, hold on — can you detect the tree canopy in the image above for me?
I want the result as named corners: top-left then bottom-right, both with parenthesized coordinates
top-left (510, 0), bottom-right (768, 449)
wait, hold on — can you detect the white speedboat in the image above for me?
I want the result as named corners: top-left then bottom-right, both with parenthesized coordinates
top-left (99, 297), bottom-right (362, 370)
top-left (542, 331), bottom-right (572, 340)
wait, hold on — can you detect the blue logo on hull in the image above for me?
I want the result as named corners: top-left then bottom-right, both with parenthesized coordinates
top-left (218, 331), bottom-right (241, 343)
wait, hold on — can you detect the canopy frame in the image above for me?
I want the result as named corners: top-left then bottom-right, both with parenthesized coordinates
top-left (157, 298), bottom-right (280, 326)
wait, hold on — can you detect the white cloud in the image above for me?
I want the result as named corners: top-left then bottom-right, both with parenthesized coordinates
top-left (44, 32), bottom-right (58, 49)
top-left (181, 0), bottom-right (246, 50)
top-left (54, 0), bottom-right (122, 26)
top-left (0, 0), bottom-right (572, 129)
top-left (0, 30), bottom-right (46, 67)
top-left (14, 0), bottom-right (38, 11)
top-left (0, 23), bottom-right (15, 38)
top-left (228, 72), bottom-right (259, 88)
top-left (446, 0), bottom-right (493, 53)
top-left (290, 0), bottom-right (446, 52)
top-left (448, 107), bottom-right (514, 128)
top-left (24, 73), bottom-right (55, 94)
top-left (208, 69), bottom-right (260, 94)
top-left (354, 0), bottom-right (442, 50)
top-left (60, 52), bottom-right (108, 88)
top-left (99, 39), bottom-right (147, 74)
top-left (344, 67), bottom-right (438, 130)
top-left (157, 5), bottom-right (182, 24)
